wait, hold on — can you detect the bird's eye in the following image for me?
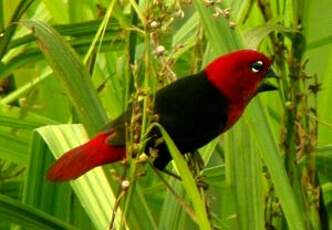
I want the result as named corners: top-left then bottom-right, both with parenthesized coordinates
top-left (251, 61), bottom-right (264, 73)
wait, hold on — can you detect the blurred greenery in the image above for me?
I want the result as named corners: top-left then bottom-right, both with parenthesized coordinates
top-left (0, 0), bottom-right (331, 229)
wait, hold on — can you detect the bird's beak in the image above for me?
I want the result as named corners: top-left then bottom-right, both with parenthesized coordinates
top-left (264, 68), bottom-right (278, 79)
top-left (257, 68), bottom-right (278, 93)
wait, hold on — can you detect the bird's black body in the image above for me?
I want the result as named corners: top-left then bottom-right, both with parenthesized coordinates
top-left (47, 50), bottom-right (277, 182)
top-left (109, 72), bottom-right (229, 169)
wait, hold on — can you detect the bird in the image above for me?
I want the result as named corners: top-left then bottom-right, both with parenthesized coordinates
top-left (47, 49), bottom-right (277, 182)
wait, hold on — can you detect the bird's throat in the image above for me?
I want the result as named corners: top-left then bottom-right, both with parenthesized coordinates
top-left (224, 102), bottom-right (247, 131)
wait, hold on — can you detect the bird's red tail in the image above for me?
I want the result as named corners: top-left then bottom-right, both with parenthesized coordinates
top-left (47, 131), bottom-right (125, 182)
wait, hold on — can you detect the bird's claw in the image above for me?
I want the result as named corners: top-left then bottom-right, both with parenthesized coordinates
top-left (196, 176), bottom-right (209, 190)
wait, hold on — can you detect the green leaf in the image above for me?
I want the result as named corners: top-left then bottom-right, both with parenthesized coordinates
top-left (21, 20), bottom-right (108, 134)
top-left (155, 123), bottom-right (211, 230)
top-left (243, 22), bottom-right (294, 49)
top-left (0, 193), bottom-right (76, 230)
top-left (34, 124), bottom-right (123, 230)
top-left (224, 120), bottom-right (265, 230)
top-left (0, 130), bottom-right (29, 165)
top-left (307, 35), bottom-right (332, 50)
top-left (316, 145), bottom-right (332, 180)
top-left (0, 105), bottom-right (57, 129)
top-left (247, 98), bottom-right (306, 230)
top-left (158, 179), bottom-right (197, 230)
top-left (193, 0), bottom-right (242, 57)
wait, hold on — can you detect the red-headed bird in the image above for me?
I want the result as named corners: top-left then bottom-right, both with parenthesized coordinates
top-left (47, 49), bottom-right (276, 182)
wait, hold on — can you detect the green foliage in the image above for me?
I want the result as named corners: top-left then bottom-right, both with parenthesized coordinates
top-left (0, 0), bottom-right (331, 229)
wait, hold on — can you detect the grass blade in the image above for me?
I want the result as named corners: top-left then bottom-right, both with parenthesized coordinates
top-left (247, 98), bottom-right (306, 230)
top-left (0, 193), bottom-right (76, 230)
top-left (35, 124), bottom-right (123, 230)
top-left (224, 121), bottom-right (265, 230)
top-left (21, 20), bottom-right (108, 133)
top-left (155, 124), bottom-right (210, 229)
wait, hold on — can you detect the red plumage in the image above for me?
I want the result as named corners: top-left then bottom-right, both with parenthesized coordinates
top-left (47, 49), bottom-right (276, 182)
top-left (47, 131), bottom-right (125, 181)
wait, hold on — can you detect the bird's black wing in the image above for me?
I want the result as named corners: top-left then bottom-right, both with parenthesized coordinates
top-left (101, 72), bottom-right (229, 169)
top-left (153, 72), bottom-right (229, 158)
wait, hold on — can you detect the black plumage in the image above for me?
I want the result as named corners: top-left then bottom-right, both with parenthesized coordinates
top-left (108, 72), bottom-right (229, 169)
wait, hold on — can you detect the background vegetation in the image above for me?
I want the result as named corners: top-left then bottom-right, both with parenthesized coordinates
top-left (0, 0), bottom-right (331, 229)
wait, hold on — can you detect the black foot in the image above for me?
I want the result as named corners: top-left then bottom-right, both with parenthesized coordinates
top-left (196, 175), bottom-right (209, 190)
top-left (161, 168), bottom-right (182, 181)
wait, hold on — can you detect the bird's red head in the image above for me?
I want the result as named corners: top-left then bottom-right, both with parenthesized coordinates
top-left (205, 49), bottom-right (273, 105)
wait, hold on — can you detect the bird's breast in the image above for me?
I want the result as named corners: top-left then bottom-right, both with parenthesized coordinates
top-left (224, 103), bottom-right (246, 131)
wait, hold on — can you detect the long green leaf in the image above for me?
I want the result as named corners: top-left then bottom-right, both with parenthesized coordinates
top-left (35, 124), bottom-right (123, 230)
top-left (24, 131), bottom-right (94, 229)
top-left (0, 194), bottom-right (76, 230)
top-left (156, 124), bottom-right (211, 230)
top-left (193, 0), bottom-right (241, 56)
top-left (21, 20), bottom-right (108, 134)
top-left (247, 98), bottom-right (306, 230)
top-left (224, 120), bottom-right (265, 230)
top-left (0, 130), bottom-right (29, 165)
